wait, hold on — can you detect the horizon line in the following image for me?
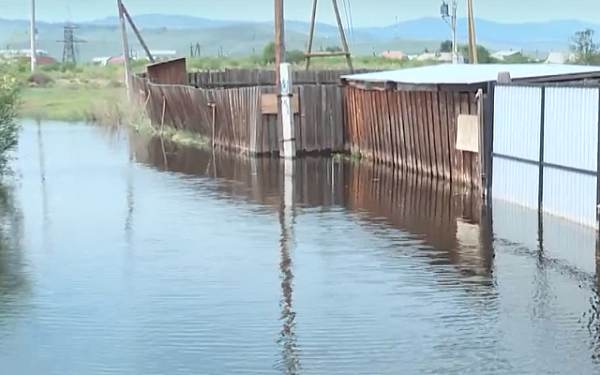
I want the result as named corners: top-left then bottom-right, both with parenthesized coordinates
top-left (0, 15), bottom-right (597, 28)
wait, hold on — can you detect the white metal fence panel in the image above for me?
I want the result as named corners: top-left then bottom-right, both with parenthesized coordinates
top-left (542, 168), bottom-right (596, 227)
top-left (493, 85), bottom-right (542, 160)
top-left (543, 87), bottom-right (599, 171)
top-left (492, 159), bottom-right (539, 209)
top-left (492, 85), bottom-right (542, 208)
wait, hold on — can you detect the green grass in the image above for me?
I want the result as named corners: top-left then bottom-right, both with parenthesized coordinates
top-left (15, 56), bottom-right (436, 122)
top-left (20, 86), bottom-right (124, 122)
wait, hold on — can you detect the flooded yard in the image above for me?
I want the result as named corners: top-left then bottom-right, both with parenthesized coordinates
top-left (1, 119), bottom-right (600, 374)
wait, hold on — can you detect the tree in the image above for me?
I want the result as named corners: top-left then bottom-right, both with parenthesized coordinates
top-left (262, 41), bottom-right (305, 65)
top-left (460, 44), bottom-right (492, 63)
top-left (262, 41), bottom-right (276, 64)
top-left (286, 49), bottom-right (305, 64)
top-left (570, 28), bottom-right (600, 65)
top-left (0, 64), bottom-right (21, 174)
top-left (440, 40), bottom-right (452, 53)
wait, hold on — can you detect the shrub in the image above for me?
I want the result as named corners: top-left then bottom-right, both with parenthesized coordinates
top-left (0, 71), bottom-right (21, 173)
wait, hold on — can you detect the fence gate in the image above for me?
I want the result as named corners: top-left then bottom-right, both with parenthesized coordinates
top-left (491, 83), bottom-right (600, 228)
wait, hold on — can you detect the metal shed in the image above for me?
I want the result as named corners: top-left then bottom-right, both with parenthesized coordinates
top-left (340, 64), bottom-right (600, 189)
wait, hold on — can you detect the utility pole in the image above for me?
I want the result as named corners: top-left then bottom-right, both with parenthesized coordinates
top-left (274, 0), bottom-right (286, 77)
top-left (304, 0), bottom-right (353, 70)
top-left (467, 0), bottom-right (478, 63)
top-left (440, 0), bottom-right (458, 64)
top-left (117, 0), bottom-right (132, 99)
top-left (30, 0), bottom-right (37, 72)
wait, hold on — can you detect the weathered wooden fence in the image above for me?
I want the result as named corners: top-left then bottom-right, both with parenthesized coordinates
top-left (134, 65), bottom-right (365, 155)
top-left (188, 69), bottom-right (370, 87)
top-left (343, 86), bottom-right (480, 187)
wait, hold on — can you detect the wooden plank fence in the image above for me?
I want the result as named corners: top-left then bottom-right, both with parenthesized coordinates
top-left (343, 86), bottom-right (481, 187)
top-left (187, 68), bottom-right (372, 87)
top-left (133, 68), bottom-right (353, 155)
top-left (134, 63), bottom-right (483, 188)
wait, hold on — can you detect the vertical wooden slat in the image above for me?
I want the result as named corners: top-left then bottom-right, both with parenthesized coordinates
top-left (448, 92), bottom-right (461, 183)
top-left (399, 91), bottom-right (414, 171)
top-left (459, 93), bottom-right (472, 186)
top-left (409, 92), bottom-right (424, 175)
top-left (425, 92), bottom-right (440, 179)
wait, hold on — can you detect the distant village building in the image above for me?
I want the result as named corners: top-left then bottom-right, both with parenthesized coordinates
top-left (97, 50), bottom-right (178, 66)
top-left (91, 57), bottom-right (111, 66)
top-left (380, 50), bottom-right (407, 60)
top-left (545, 51), bottom-right (575, 64)
top-left (415, 51), bottom-right (464, 63)
top-left (490, 50), bottom-right (522, 61)
top-left (0, 49), bottom-right (57, 65)
top-left (145, 50), bottom-right (178, 61)
top-left (18, 55), bottom-right (58, 65)
top-left (106, 56), bottom-right (127, 65)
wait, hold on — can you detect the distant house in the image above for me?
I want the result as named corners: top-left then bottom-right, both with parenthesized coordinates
top-left (103, 50), bottom-right (178, 65)
top-left (490, 50), bottom-right (522, 61)
top-left (91, 57), bottom-right (111, 66)
top-left (107, 55), bottom-right (126, 65)
top-left (0, 48), bottom-right (50, 58)
top-left (136, 50), bottom-right (178, 61)
top-left (416, 52), bottom-right (463, 63)
top-left (380, 50), bottom-right (407, 60)
top-left (18, 55), bottom-right (58, 65)
top-left (545, 51), bottom-right (575, 64)
top-left (0, 49), bottom-right (57, 65)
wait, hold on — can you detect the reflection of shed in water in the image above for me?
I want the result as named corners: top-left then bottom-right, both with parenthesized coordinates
top-left (344, 162), bottom-right (493, 284)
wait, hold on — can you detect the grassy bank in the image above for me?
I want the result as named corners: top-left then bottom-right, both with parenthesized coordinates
top-left (20, 86), bottom-right (124, 122)
top-left (17, 56), bottom-right (434, 122)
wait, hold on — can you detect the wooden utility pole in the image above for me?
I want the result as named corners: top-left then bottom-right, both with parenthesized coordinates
top-left (117, 0), bottom-right (132, 99)
top-left (274, 0), bottom-right (286, 79)
top-left (467, 0), bottom-right (478, 63)
top-left (305, 0), bottom-right (353, 70)
top-left (30, 0), bottom-right (37, 72)
top-left (121, 3), bottom-right (155, 63)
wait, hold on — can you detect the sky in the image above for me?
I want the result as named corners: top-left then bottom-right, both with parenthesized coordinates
top-left (3, 0), bottom-right (600, 26)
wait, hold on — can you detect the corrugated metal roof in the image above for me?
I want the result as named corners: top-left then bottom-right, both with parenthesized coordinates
top-left (341, 64), bottom-right (600, 85)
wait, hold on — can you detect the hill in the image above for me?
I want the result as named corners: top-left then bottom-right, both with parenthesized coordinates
top-left (0, 15), bottom-right (596, 63)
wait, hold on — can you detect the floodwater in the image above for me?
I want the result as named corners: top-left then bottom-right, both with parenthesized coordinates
top-left (1, 119), bottom-right (600, 374)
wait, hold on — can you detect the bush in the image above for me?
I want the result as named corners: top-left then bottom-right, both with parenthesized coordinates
top-left (27, 72), bottom-right (53, 87)
top-left (0, 70), bottom-right (21, 173)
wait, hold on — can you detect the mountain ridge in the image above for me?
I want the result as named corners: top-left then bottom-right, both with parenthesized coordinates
top-left (0, 15), bottom-right (596, 62)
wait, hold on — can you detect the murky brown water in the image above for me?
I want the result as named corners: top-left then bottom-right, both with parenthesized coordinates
top-left (1, 119), bottom-right (600, 374)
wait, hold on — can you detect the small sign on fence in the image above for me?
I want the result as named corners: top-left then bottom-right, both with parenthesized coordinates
top-left (260, 93), bottom-right (299, 114)
top-left (456, 114), bottom-right (479, 153)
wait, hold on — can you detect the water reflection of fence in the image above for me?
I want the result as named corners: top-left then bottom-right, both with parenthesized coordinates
top-left (133, 138), bottom-right (490, 283)
top-left (133, 137), bottom-right (346, 208)
top-left (132, 138), bottom-right (600, 360)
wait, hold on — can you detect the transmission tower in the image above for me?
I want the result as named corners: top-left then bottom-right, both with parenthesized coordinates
top-left (57, 21), bottom-right (86, 65)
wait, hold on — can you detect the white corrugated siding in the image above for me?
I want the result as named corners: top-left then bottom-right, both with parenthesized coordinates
top-left (542, 87), bottom-right (599, 227)
top-left (543, 87), bottom-right (598, 171)
top-left (542, 168), bottom-right (596, 226)
top-left (492, 84), bottom-right (600, 228)
top-left (492, 85), bottom-right (542, 208)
